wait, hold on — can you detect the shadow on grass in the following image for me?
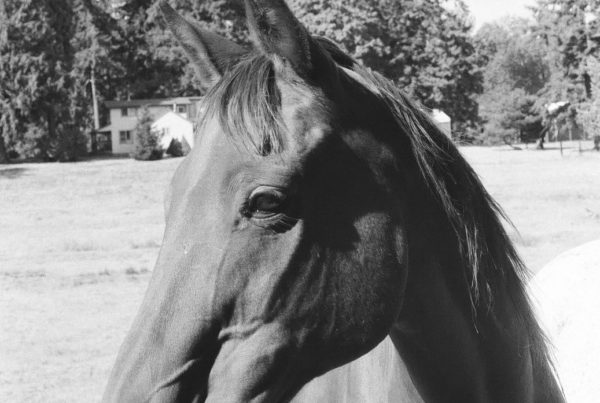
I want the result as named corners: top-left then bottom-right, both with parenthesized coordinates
top-left (0, 167), bottom-right (27, 179)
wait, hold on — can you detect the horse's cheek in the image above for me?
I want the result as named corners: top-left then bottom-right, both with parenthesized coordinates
top-left (315, 217), bottom-right (406, 357)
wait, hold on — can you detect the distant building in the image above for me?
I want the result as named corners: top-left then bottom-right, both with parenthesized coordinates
top-left (154, 111), bottom-right (196, 151)
top-left (97, 97), bottom-right (202, 155)
top-left (431, 109), bottom-right (452, 138)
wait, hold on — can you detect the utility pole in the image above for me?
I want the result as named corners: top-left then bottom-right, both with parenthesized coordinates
top-left (90, 53), bottom-right (100, 153)
top-left (91, 67), bottom-right (100, 131)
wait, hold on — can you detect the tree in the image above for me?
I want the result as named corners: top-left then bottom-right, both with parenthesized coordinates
top-left (531, 0), bottom-right (600, 147)
top-left (0, 0), bottom-right (78, 160)
top-left (533, 0), bottom-right (600, 104)
top-left (290, 0), bottom-right (483, 127)
top-left (578, 54), bottom-right (600, 149)
top-left (131, 106), bottom-right (162, 160)
top-left (475, 18), bottom-right (550, 145)
top-left (166, 138), bottom-right (184, 157)
top-left (0, 0), bottom-right (10, 162)
top-left (106, 0), bottom-right (232, 99)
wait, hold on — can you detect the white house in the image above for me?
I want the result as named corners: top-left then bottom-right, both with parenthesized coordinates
top-left (97, 97), bottom-right (202, 155)
top-left (154, 111), bottom-right (195, 150)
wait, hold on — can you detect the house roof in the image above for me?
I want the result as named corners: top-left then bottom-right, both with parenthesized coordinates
top-left (152, 111), bottom-right (193, 126)
top-left (97, 120), bottom-right (137, 132)
top-left (105, 97), bottom-right (203, 109)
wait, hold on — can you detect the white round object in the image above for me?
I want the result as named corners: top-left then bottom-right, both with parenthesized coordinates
top-left (530, 239), bottom-right (600, 403)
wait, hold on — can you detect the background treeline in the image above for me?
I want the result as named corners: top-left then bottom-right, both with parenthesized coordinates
top-left (476, 0), bottom-right (600, 147)
top-left (0, 0), bottom-right (481, 162)
top-left (1, 0), bottom-right (599, 163)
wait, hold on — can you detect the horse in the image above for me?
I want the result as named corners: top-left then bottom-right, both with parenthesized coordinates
top-left (102, 1), bottom-right (565, 402)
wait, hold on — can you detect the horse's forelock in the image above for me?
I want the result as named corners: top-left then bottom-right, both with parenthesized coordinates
top-left (195, 38), bottom-right (353, 157)
top-left (198, 53), bottom-right (286, 156)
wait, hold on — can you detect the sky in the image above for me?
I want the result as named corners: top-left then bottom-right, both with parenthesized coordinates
top-left (463, 0), bottom-right (537, 29)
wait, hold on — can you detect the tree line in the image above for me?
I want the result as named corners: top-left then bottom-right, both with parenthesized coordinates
top-left (5, 1), bottom-right (595, 163)
top-left (0, 0), bottom-right (483, 162)
top-left (475, 0), bottom-right (600, 148)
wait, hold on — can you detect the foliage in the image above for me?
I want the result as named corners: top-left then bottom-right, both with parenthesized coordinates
top-left (71, 0), bottom-right (124, 129)
top-left (182, 136), bottom-right (192, 156)
top-left (291, 0), bottom-right (483, 126)
top-left (110, 0), bottom-right (247, 98)
top-left (166, 138), bottom-right (184, 157)
top-left (131, 106), bottom-right (162, 161)
top-left (475, 18), bottom-right (550, 144)
top-left (577, 55), bottom-right (600, 145)
top-left (56, 123), bottom-right (89, 162)
top-left (529, 0), bottom-right (600, 146)
top-left (533, 0), bottom-right (600, 102)
top-left (0, 0), bottom-right (487, 160)
top-left (0, 0), bottom-right (82, 161)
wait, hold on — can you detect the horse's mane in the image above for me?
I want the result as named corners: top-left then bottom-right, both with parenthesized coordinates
top-left (351, 65), bottom-right (560, 394)
top-left (197, 41), bottom-right (560, 397)
top-left (199, 53), bottom-right (284, 156)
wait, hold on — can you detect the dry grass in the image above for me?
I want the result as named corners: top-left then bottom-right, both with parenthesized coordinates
top-left (0, 144), bottom-right (599, 402)
top-left (461, 143), bottom-right (600, 273)
top-left (0, 157), bottom-right (180, 402)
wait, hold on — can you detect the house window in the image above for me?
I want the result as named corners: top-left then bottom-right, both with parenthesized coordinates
top-left (177, 105), bottom-right (187, 114)
top-left (119, 130), bottom-right (132, 144)
top-left (121, 107), bottom-right (137, 117)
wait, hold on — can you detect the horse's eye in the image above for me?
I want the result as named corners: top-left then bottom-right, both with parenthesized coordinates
top-left (247, 187), bottom-right (287, 217)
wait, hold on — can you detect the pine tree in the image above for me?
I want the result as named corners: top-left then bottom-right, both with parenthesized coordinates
top-left (132, 106), bottom-right (162, 160)
top-left (0, 0), bottom-right (78, 160)
top-left (69, 0), bottom-right (126, 155)
top-left (0, 0), bottom-right (10, 162)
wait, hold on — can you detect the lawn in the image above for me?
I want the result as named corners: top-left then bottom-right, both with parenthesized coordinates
top-left (1, 144), bottom-right (599, 402)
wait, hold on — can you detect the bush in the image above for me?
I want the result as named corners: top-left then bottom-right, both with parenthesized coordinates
top-left (182, 137), bottom-right (192, 155)
top-left (131, 106), bottom-right (163, 161)
top-left (56, 125), bottom-right (88, 162)
top-left (7, 149), bottom-right (19, 159)
top-left (166, 138), bottom-right (184, 157)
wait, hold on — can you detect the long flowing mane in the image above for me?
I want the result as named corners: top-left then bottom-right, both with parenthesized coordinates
top-left (196, 41), bottom-right (561, 398)
top-left (352, 65), bottom-right (561, 398)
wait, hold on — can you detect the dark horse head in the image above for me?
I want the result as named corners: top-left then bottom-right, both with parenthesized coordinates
top-left (103, 1), bottom-right (565, 402)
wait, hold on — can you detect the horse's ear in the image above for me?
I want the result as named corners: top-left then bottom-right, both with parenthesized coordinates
top-left (159, 1), bottom-right (247, 89)
top-left (244, 0), bottom-right (314, 77)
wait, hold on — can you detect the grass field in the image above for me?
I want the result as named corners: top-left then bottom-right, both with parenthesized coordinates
top-left (1, 144), bottom-right (599, 402)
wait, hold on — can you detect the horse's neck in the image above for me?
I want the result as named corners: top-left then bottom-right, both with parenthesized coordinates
top-left (292, 256), bottom-right (535, 403)
top-left (293, 336), bottom-right (424, 403)
top-left (390, 242), bottom-right (559, 403)
top-left (295, 221), bottom-right (562, 403)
